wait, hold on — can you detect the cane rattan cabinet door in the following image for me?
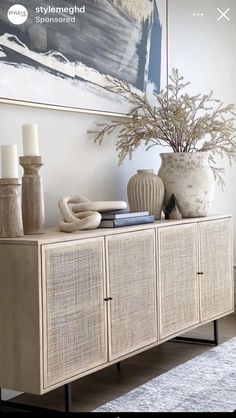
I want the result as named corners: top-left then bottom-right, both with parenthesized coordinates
top-left (199, 218), bottom-right (233, 321)
top-left (106, 229), bottom-right (157, 361)
top-left (159, 224), bottom-right (199, 339)
top-left (42, 238), bottom-right (107, 388)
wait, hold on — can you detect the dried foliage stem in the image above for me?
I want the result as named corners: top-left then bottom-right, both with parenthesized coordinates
top-left (95, 69), bottom-right (236, 187)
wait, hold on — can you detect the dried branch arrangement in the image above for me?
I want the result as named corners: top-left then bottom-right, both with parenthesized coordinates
top-left (95, 69), bottom-right (236, 186)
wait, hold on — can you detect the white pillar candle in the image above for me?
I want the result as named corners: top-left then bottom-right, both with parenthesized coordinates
top-left (22, 124), bottom-right (39, 156)
top-left (1, 145), bottom-right (18, 178)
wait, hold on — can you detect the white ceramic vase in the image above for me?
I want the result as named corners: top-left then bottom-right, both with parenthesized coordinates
top-left (127, 169), bottom-right (164, 220)
top-left (158, 152), bottom-right (215, 217)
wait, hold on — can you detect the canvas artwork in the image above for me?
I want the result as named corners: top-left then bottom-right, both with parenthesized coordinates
top-left (0, 0), bottom-right (167, 114)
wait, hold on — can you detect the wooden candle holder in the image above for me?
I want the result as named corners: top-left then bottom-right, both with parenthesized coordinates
top-left (19, 156), bottom-right (45, 235)
top-left (0, 178), bottom-right (24, 237)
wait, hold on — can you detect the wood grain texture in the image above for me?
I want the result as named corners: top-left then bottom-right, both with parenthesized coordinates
top-left (19, 156), bottom-right (45, 235)
top-left (0, 179), bottom-right (24, 238)
top-left (0, 215), bottom-right (231, 246)
top-left (106, 229), bottom-right (157, 360)
top-left (0, 244), bottom-right (41, 394)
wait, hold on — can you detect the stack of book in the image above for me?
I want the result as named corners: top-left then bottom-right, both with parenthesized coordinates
top-left (99, 210), bottom-right (154, 228)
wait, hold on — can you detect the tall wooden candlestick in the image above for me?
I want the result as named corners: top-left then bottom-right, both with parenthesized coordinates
top-left (19, 156), bottom-right (45, 235)
top-left (0, 178), bottom-right (24, 237)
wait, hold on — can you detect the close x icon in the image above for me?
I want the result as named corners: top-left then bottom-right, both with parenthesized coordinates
top-left (217, 7), bottom-right (231, 21)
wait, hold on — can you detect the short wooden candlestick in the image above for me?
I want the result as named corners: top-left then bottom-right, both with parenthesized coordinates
top-left (0, 178), bottom-right (24, 238)
top-left (19, 156), bottom-right (45, 235)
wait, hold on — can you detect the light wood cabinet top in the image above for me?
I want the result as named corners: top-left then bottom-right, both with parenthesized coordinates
top-left (0, 214), bottom-right (231, 245)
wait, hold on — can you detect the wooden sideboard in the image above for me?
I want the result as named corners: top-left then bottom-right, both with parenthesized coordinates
top-left (0, 215), bottom-right (234, 395)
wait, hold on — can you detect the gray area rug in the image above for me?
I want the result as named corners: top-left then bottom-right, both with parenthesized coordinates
top-left (94, 338), bottom-right (236, 412)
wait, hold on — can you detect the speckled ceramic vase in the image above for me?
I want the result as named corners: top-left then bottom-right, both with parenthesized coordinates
top-left (158, 152), bottom-right (215, 218)
top-left (127, 169), bottom-right (164, 220)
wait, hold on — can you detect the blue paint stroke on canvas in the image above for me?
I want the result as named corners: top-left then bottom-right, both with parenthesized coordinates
top-left (0, 0), bottom-right (163, 110)
top-left (148, 1), bottom-right (162, 93)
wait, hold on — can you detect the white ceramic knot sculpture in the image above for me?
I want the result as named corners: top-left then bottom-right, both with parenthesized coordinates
top-left (58, 195), bottom-right (127, 232)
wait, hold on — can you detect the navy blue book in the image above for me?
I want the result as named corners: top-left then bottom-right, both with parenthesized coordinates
top-left (100, 215), bottom-right (154, 228)
top-left (101, 210), bottom-right (149, 220)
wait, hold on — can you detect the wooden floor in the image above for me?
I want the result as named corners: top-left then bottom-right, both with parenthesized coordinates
top-left (2, 314), bottom-right (236, 413)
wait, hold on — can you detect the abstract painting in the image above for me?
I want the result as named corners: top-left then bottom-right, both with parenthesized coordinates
top-left (0, 0), bottom-right (167, 114)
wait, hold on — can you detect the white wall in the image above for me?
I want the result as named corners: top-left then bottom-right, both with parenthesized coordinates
top-left (0, 103), bottom-right (162, 226)
top-left (169, 0), bottom-right (236, 261)
top-left (0, 0), bottom-right (235, 249)
top-left (0, 1), bottom-right (236, 261)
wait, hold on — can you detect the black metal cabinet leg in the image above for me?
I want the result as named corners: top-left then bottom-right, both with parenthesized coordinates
top-left (116, 362), bottom-right (121, 371)
top-left (65, 383), bottom-right (72, 412)
top-left (214, 320), bottom-right (219, 346)
top-left (172, 320), bottom-right (219, 346)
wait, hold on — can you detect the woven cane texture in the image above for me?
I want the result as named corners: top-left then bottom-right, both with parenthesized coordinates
top-left (43, 238), bottom-right (107, 387)
top-left (106, 229), bottom-right (157, 360)
top-left (159, 224), bottom-right (199, 339)
top-left (199, 218), bottom-right (233, 321)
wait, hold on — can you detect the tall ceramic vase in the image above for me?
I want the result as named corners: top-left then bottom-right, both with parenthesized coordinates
top-left (158, 152), bottom-right (215, 217)
top-left (127, 169), bottom-right (164, 220)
